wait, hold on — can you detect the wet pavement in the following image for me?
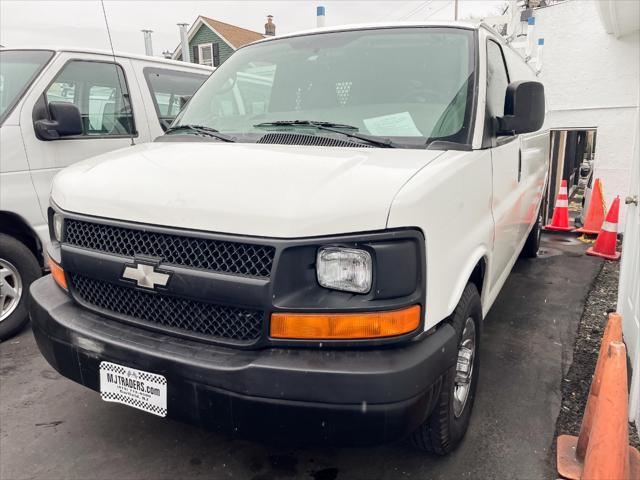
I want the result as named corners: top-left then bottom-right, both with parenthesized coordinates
top-left (0, 234), bottom-right (602, 480)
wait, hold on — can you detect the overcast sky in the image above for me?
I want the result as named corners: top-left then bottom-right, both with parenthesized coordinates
top-left (0, 1), bottom-right (506, 56)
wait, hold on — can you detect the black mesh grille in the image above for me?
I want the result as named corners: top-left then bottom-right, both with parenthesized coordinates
top-left (70, 274), bottom-right (263, 342)
top-left (258, 132), bottom-right (372, 147)
top-left (64, 219), bottom-right (275, 278)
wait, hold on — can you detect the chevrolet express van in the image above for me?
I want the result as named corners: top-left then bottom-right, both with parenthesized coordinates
top-left (0, 48), bottom-right (212, 338)
top-left (30, 23), bottom-right (549, 453)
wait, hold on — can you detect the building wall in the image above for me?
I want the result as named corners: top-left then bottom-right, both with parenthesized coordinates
top-left (534, 0), bottom-right (640, 227)
top-left (188, 24), bottom-right (235, 65)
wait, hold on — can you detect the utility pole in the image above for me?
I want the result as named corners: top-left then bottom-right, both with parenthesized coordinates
top-left (454, 0), bottom-right (459, 20)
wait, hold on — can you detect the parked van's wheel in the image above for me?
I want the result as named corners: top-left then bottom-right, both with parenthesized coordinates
top-left (411, 283), bottom-right (481, 455)
top-left (521, 205), bottom-right (544, 258)
top-left (0, 234), bottom-right (41, 340)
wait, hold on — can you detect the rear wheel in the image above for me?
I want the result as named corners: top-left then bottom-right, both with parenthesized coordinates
top-left (0, 234), bottom-right (41, 340)
top-left (411, 283), bottom-right (481, 455)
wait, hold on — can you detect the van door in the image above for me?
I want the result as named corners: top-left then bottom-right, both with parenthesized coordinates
top-left (486, 39), bottom-right (524, 292)
top-left (19, 53), bottom-right (150, 218)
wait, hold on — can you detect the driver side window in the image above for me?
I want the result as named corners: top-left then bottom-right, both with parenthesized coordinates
top-left (45, 60), bottom-right (135, 137)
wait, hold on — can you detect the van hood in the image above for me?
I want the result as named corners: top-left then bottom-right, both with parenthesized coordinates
top-left (52, 142), bottom-right (443, 238)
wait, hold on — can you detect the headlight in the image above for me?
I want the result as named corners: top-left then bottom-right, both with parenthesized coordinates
top-left (52, 213), bottom-right (64, 242)
top-left (316, 247), bottom-right (372, 294)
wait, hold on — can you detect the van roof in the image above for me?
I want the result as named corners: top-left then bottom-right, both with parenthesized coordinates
top-left (249, 20), bottom-right (484, 45)
top-left (0, 46), bottom-right (214, 72)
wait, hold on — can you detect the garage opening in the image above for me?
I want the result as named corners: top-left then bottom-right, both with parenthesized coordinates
top-left (545, 128), bottom-right (597, 226)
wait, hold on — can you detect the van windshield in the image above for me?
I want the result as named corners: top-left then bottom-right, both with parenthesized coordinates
top-left (0, 50), bottom-right (54, 124)
top-left (174, 27), bottom-right (476, 148)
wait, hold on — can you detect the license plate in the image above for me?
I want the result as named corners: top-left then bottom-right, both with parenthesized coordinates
top-left (99, 361), bottom-right (167, 417)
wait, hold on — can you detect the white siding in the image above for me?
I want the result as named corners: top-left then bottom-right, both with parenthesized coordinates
top-left (534, 0), bottom-right (639, 228)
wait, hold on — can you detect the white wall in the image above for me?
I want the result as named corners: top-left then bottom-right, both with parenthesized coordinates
top-left (618, 107), bottom-right (640, 424)
top-left (534, 0), bottom-right (640, 227)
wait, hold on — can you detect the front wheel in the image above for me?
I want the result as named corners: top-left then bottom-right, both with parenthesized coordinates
top-left (0, 234), bottom-right (41, 340)
top-left (410, 283), bottom-right (482, 455)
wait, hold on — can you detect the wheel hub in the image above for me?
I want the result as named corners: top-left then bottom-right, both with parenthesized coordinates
top-left (0, 259), bottom-right (23, 322)
top-left (453, 317), bottom-right (476, 418)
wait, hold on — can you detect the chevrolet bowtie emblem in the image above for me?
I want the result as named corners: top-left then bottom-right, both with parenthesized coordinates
top-left (122, 262), bottom-right (171, 289)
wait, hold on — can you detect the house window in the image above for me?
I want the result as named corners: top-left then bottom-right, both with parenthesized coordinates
top-left (196, 43), bottom-right (221, 67)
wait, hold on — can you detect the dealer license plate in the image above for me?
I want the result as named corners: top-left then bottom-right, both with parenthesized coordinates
top-left (99, 361), bottom-right (167, 417)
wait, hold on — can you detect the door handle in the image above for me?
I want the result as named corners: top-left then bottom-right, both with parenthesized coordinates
top-left (518, 150), bottom-right (522, 182)
top-left (625, 195), bottom-right (638, 206)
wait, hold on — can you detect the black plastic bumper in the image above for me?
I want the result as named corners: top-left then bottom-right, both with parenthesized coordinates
top-left (30, 276), bottom-right (457, 445)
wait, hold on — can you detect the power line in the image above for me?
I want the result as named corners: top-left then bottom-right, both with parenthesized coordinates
top-left (375, 1), bottom-right (413, 21)
top-left (423, 0), bottom-right (455, 20)
top-left (398, 0), bottom-right (437, 20)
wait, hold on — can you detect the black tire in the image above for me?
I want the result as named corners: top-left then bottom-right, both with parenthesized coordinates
top-left (0, 234), bottom-right (41, 340)
top-left (521, 203), bottom-right (543, 258)
top-left (411, 283), bottom-right (481, 455)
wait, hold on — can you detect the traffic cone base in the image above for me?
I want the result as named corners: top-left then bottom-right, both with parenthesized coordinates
top-left (586, 246), bottom-right (621, 260)
top-left (575, 178), bottom-right (606, 235)
top-left (544, 224), bottom-right (575, 232)
top-left (556, 435), bottom-right (582, 480)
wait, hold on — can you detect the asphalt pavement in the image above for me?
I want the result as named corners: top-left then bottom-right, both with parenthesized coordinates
top-left (0, 234), bottom-right (602, 480)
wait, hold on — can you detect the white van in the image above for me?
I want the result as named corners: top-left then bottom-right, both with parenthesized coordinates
top-left (0, 48), bottom-right (212, 338)
top-left (31, 23), bottom-right (549, 453)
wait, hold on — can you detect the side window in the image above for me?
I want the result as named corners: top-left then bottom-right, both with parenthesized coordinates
top-left (143, 68), bottom-right (208, 130)
top-left (45, 60), bottom-right (135, 137)
top-left (486, 40), bottom-right (510, 118)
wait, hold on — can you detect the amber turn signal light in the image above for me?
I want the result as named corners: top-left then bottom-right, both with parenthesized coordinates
top-left (270, 305), bottom-right (421, 340)
top-left (48, 256), bottom-right (68, 291)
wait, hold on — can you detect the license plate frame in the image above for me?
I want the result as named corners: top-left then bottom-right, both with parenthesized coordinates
top-left (99, 361), bottom-right (167, 417)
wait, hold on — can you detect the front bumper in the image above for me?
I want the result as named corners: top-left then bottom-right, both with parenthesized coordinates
top-left (31, 276), bottom-right (457, 445)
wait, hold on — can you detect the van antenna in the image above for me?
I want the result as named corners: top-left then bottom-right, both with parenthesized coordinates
top-left (100, 0), bottom-right (135, 146)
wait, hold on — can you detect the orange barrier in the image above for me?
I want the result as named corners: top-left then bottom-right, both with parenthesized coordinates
top-left (575, 178), bottom-right (606, 235)
top-left (586, 196), bottom-right (621, 261)
top-left (557, 313), bottom-right (640, 479)
top-left (545, 179), bottom-right (574, 231)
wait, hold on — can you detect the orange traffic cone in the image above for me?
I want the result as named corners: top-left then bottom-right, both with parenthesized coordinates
top-left (582, 341), bottom-right (640, 480)
top-left (576, 178), bottom-right (606, 235)
top-left (557, 313), bottom-right (640, 480)
top-left (545, 180), bottom-right (574, 231)
top-left (586, 196), bottom-right (621, 260)
top-left (557, 313), bottom-right (623, 479)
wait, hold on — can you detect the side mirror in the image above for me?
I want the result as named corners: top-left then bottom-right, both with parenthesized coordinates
top-left (34, 101), bottom-right (83, 140)
top-left (178, 95), bottom-right (192, 110)
top-left (497, 81), bottom-right (545, 135)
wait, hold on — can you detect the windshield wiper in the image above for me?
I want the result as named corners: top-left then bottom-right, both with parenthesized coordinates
top-left (254, 120), bottom-right (402, 148)
top-left (165, 124), bottom-right (235, 142)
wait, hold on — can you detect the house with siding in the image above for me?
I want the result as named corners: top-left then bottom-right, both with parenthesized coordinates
top-left (172, 16), bottom-right (266, 67)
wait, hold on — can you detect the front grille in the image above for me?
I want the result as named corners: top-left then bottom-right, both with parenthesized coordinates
top-left (70, 274), bottom-right (263, 342)
top-left (64, 219), bottom-right (275, 278)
